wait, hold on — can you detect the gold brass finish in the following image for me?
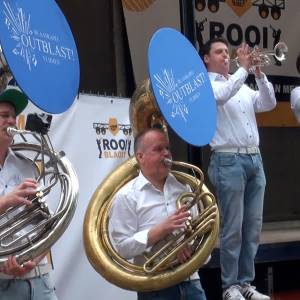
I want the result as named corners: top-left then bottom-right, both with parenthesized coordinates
top-left (83, 80), bottom-right (219, 292)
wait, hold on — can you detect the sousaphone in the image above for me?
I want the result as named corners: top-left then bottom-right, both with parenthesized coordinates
top-left (83, 28), bottom-right (219, 291)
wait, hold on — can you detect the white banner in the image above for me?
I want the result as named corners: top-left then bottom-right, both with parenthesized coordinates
top-left (18, 94), bottom-right (135, 300)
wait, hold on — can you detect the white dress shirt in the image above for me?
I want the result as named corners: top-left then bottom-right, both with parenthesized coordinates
top-left (0, 148), bottom-right (37, 196)
top-left (110, 171), bottom-right (201, 280)
top-left (290, 86), bottom-right (300, 124)
top-left (208, 67), bottom-right (276, 150)
top-left (0, 148), bottom-right (48, 279)
top-left (110, 171), bottom-right (191, 259)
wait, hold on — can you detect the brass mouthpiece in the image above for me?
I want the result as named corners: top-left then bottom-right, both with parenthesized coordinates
top-left (7, 127), bottom-right (31, 137)
top-left (163, 158), bottom-right (172, 167)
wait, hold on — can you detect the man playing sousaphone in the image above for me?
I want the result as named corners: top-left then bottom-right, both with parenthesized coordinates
top-left (202, 37), bottom-right (276, 300)
top-left (110, 128), bottom-right (207, 300)
top-left (0, 87), bottom-right (57, 300)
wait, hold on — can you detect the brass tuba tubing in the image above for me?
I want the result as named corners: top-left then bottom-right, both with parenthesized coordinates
top-left (143, 203), bottom-right (218, 274)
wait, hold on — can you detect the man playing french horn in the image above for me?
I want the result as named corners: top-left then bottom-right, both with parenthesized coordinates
top-left (202, 37), bottom-right (276, 300)
top-left (0, 87), bottom-right (57, 300)
top-left (110, 128), bottom-right (207, 300)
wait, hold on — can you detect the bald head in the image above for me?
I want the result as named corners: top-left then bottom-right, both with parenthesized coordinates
top-left (134, 128), bottom-right (167, 155)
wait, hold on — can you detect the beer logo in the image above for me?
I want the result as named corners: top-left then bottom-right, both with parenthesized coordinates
top-left (93, 118), bottom-right (132, 159)
top-left (2, 1), bottom-right (76, 71)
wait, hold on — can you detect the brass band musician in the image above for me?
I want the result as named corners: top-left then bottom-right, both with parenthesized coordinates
top-left (110, 128), bottom-right (207, 300)
top-left (0, 88), bottom-right (57, 300)
top-left (202, 37), bottom-right (276, 300)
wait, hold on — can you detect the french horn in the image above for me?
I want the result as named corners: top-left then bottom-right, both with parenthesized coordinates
top-left (83, 79), bottom-right (219, 291)
top-left (0, 126), bottom-right (78, 266)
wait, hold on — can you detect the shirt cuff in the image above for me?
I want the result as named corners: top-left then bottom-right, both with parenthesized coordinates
top-left (133, 229), bottom-right (150, 246)
top-left (255, 72), bottom-right (267, 84)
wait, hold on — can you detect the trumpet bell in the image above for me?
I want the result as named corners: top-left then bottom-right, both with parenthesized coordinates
top-left (274, 41), bottom-right (288, 62)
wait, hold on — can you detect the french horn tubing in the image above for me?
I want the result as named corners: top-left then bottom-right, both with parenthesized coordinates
top-left (83, 79), bottom-right (220, 291)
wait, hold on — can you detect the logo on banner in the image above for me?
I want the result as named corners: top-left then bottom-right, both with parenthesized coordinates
top-left (93, 117), bottom-right (132, 159)
top-left (226, 0), bottom-right (252, 17)
top-left (153, 68), bottom-right (207, 122)
top-left (195, 1), bottom-right (285, 55)
top-left (2, 1), bottom-right (76, 71)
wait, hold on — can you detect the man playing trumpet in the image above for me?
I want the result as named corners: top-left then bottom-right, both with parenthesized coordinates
top-left (202, 38), bottom-right (276, 300)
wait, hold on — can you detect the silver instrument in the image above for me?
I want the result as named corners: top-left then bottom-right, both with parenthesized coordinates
top-left (0, 127), bottom-right (78, 266)
top-left (226, 41), bottom-right (288, 71)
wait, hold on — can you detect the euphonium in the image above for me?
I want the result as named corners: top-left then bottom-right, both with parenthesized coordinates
top-left (83, 79), bottom-right (219, 291)
top-left (0, 126), bottom-right (78, 266)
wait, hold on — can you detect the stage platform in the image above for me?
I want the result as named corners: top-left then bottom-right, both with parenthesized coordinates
top-left (199, 221), bottom-right (300, 299)
top-left (273, 290), bottom-right (300, 300)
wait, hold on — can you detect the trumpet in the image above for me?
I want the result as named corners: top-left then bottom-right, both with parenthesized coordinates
top-left (226, 41), bottom-right (288, 71)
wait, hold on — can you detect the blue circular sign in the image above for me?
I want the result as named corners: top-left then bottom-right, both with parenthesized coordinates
top-left (0, 0), bottom-right (80, 113)
top-left (148, 28), bottom-right (216, 146)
